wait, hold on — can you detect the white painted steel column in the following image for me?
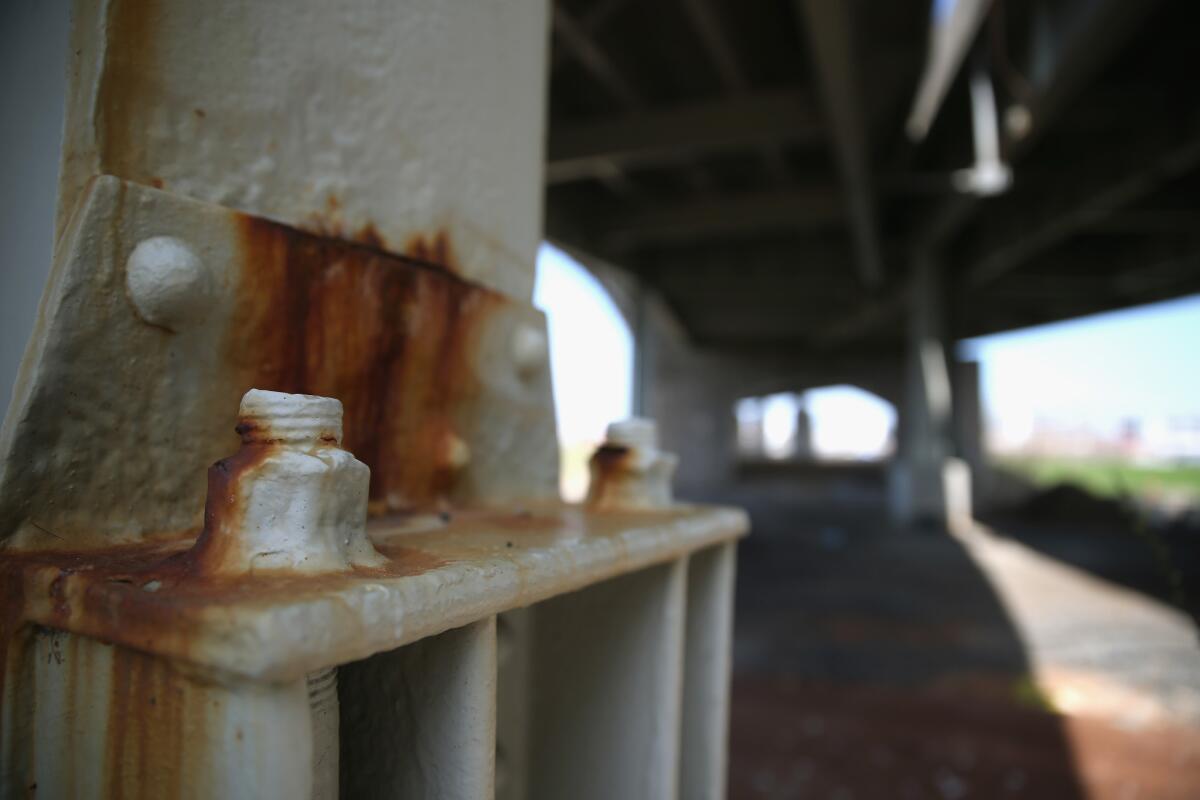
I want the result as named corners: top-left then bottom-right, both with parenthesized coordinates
top-left (338, 617), bottom-right (497, 800)
top-left (528, 559), bottom-right (688, 800)
top-left (496, 608), bottom-right (532, 800)
top-left (680, 542), bottom-right (738, 800)
top-left (6, 629), bottom-right (315, 799)
top-left (892, 251), bottom-right (972, 529)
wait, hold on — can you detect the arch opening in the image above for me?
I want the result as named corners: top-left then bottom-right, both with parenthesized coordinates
top-left (734, 384), bottom-right (896, 464)
top-left (534, 242), bottom-right (634, 501)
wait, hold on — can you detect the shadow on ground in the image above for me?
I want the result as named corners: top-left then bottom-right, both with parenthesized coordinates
top-left (981, 478), bottom-right (1200, 622)
top-left (711, 463), bottom-right (1200, 799)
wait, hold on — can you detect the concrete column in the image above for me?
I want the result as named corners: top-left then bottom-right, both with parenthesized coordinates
top-left (953, 359), bottom-right (989, 505)
top-left (891, 252), bottom-right (972, 530)
top-left (792, 397), bottom-right (813, 461)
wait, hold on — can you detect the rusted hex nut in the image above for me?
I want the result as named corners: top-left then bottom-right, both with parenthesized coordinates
top-left (188, 389), bottom-right (386, 575)
top-left (585, 417), bottom-right (678, 511)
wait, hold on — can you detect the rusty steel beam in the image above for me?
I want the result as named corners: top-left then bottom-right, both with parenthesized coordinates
top-left (0, 176), bottom-right (749, 797)
top-left (0, 178), bottom-right (559, 548)
top-left (1, 4), bottom-right (751, 797)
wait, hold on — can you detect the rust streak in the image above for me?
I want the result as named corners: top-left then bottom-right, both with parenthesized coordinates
top-left (105, 643), bottom-right (188, 798)
top-left (231, 217), bottom-right (501, 514)
top-left (182, 441), bottom-right (275, 577)
top-left (404, 230), bottom-right (459, 274)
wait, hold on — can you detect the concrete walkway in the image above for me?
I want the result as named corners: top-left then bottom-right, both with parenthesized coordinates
top-left (963, 523), bottom-right (1200, 730)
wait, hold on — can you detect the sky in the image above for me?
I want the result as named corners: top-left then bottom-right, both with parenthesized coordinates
top-left (536, 243), bottom-right (1200, 456)
top-left (961, 293), bottom-right (1200, 446)
top-left (533, 243), bottom-right (633, 446)
top-left (744, 387), bottom-right (896, 460)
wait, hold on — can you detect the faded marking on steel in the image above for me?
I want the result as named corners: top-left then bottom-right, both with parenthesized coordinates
top-left (0, 504), bottom-right (748, 683)
top-left (0, 177), bottom-right (558, 551)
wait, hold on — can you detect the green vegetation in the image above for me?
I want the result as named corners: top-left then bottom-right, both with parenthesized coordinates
top-left (999, 456), bottom-right (1200, 503)
top-left (1012, 674), bottom-right (1059, 714)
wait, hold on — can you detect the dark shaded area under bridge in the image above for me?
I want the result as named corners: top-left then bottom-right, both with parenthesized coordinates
top-left (543, 1), bottom-right (1200, 796)
top-left (722, 463), bottom-right (1200, 799)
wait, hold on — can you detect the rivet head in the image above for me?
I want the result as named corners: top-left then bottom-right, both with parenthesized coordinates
top-left (126, 236), bottom-right (214, 331)
top-left (511, 324), bottom-right (548, 378)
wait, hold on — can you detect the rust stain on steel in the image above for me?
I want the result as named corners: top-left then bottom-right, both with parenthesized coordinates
top-left (0, 561), bottom-right (25, 709)
top-left (0, 532), bottom-right (446, 796)
top-left (299, 196), bottom-right (463, 276)
top-left (587, 444), bottom-right (633, 506)
top-left (230, 216), bottom-right (501, 514)
top-left (182, 437), bottom-right (274, 576)
top-left (404, 230), bottom-right (459, 273)
top-left (300, 196), bottom-right (396, 255)
top-left (0, 531), bottom-right (446, 699)
top-left (103, 640), bottom-right (189, 798)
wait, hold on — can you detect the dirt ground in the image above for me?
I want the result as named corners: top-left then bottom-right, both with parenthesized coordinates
top-left (725, 486), bottom-right (1200, 799)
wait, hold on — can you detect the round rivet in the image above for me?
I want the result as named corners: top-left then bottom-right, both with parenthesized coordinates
top-left (511, 324), bottom-right (547, 378)
top-left (126, 236), bottom-right (214, 331)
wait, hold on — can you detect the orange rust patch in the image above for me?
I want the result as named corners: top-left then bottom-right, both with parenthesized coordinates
top-left (104, 641), bottom-right (189, 797)
top-left (354, 222), bottom-right (385, 250)
top-left (0, 531), bottom-right (447, 678)
top-left (353, 545), bottom-right (445, 576)
top-left (405, 230), bottom-right (458, 273)
top-left (0, 557), bottom-right (25, 714)
top-left (589, 443), bottom-right (632, 492)
top-left (585, 444), bottom-right (639, 510)
top-left (230, 217), bottom-right (501, 514)
top-left (182, 442), bottom-right (274, 576)
top-left (298, 195), bottom-right (396, 253)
